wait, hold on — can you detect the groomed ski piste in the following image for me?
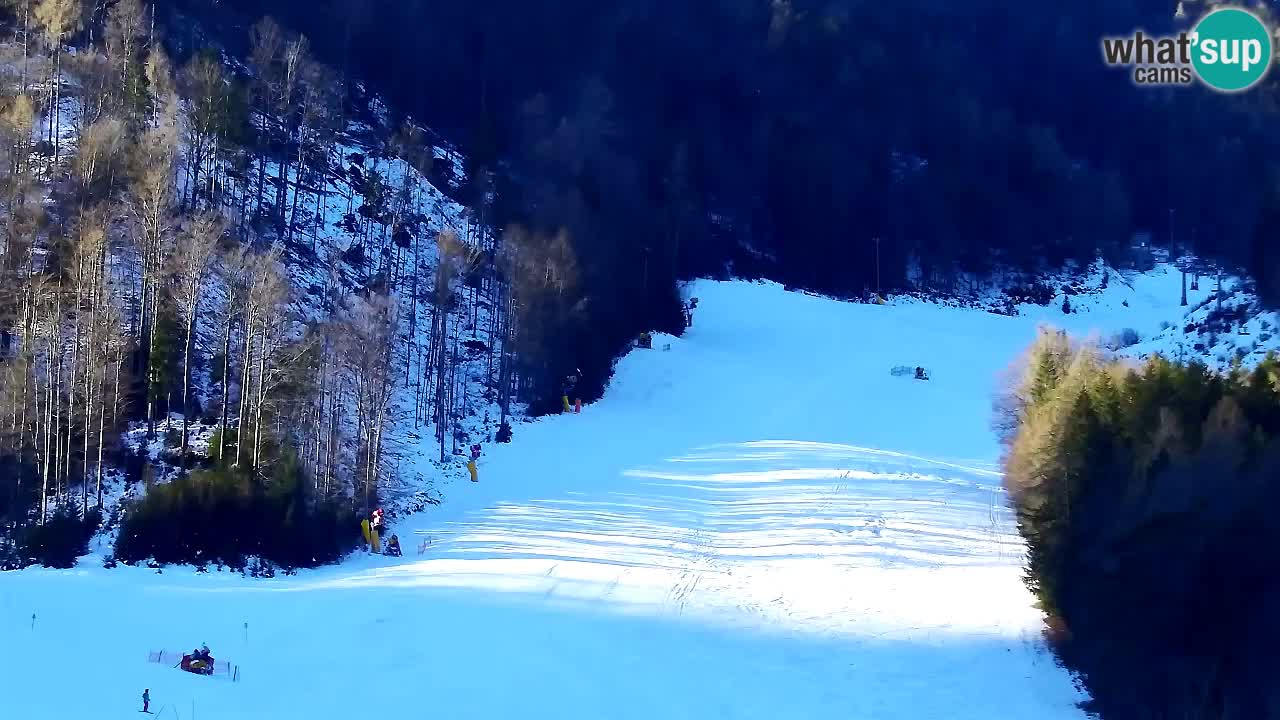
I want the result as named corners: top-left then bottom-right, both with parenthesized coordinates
top-left (0, 264), bottom-right (1235, 719)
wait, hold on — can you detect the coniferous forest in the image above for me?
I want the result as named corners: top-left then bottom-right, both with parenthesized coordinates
top-left (164, 0), bottom-right (1280, 301)
top-left (1001, 334), bottom-right (1280, 717)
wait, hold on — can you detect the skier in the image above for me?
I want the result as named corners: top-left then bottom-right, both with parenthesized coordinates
top-left (371, 508), bottom-right (384, 533)
top-left (142, 689), bottom-right (150, 713)
top-left (914, 366), bottom-right (929, 381)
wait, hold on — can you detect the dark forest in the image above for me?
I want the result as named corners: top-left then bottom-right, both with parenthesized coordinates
top-left (163, 0), bottom-right (1280, 301)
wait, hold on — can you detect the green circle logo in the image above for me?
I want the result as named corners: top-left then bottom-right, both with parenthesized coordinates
top-left (1191, 7), bottom-right (1274, 92)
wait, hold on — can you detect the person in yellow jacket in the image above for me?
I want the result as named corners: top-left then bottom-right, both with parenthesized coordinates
top-left (562, 371), bottom-right (580, 413)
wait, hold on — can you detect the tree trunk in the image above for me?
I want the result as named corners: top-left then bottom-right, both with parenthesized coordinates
top-left (186, 132), bottom-right (203, 211)
top-left (96, 357), bottom-right (107, 508)
top-left (111, 340), bottom-right (121, 426)
top-left (51, 42), bottom-right (61, 169)
top-left (436, 310), bottom-right (449, 462)
top-left (277, 143), bottom-right (289, 229)
top-left (53, 292), bottom-right (63, 494)
top-left (251, 326), bottom-right (268, 474)
top-left (40, 333), bottom-right (53, 523)
top-left (145, 248), bottom-right (160, 438)
top-left (82, 355), bottom-right (92, 516)
top-left (180, 313), bottom-right (195, 464)
top-left (288, 139), bottom-right (305, 243)
top-left (217, 313), bottom-right (233, 461)
top-left (235, 307), bottom-right (255, 468)
top-left (254, 114), bottom-right (267, 234)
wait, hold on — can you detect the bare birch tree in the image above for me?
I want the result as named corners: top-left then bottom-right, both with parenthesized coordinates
top-left (169, 212), bottom-right (223, 462)
top-left (127, 118), bottom-right (176, 437)
top-left (337, 291), bottom-right (398, 511)
top-left (212, 243), bottom-right (249, 462)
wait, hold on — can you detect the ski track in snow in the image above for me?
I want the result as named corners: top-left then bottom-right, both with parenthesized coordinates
top-left (0, 268), bottom-right (1211, 719)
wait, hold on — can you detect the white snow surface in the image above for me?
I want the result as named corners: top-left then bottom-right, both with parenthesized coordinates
top-left (1, 267), bottom-right (1219, 719)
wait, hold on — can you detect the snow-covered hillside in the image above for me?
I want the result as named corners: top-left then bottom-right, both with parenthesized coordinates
top-left (4, 265), bottom-right (1234, 720)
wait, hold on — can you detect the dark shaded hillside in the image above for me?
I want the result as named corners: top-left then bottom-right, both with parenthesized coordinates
top-left (161, 0), bottom-right (1280, 292)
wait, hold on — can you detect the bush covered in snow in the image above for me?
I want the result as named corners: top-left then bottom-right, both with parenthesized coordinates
top-left (1000, 333), bottom-right (1280, 717)
top-left (115, 452), bottom-right (362, 570)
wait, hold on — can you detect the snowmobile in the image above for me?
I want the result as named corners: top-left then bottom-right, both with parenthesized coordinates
top-left (179, 651), bottom-right (216, 676)
top-left (147, 649), bottom-right (240, 682)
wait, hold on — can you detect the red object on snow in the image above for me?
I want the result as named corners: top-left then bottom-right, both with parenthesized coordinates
top-left (147, 650), bottom-right (240, 682)
top-left (180, 653), bottom-right (216, 676)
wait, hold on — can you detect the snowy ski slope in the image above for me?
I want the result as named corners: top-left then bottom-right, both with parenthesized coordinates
top-left (1, 267), bottom-right (1213, 719)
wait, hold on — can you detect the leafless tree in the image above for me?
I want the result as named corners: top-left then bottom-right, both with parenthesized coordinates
top-left (211, 243), bottom-right (249, 462)
top-left (73, 114), bottom-right (125, 206)
top-left (143, 43), bottom-right (176, 128)
top-left (33, 0), bottom-right (83, 167)
top-left (169, 212), bottom-right (223, 462)
top-left (103, 0), bottom-right (145, 117)
top-left (232, 249), bottom-right (290, 476)
top-left (127, 118), bottom-right (176, 438)
top-left (337, 291), bottom-right (398, 511)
